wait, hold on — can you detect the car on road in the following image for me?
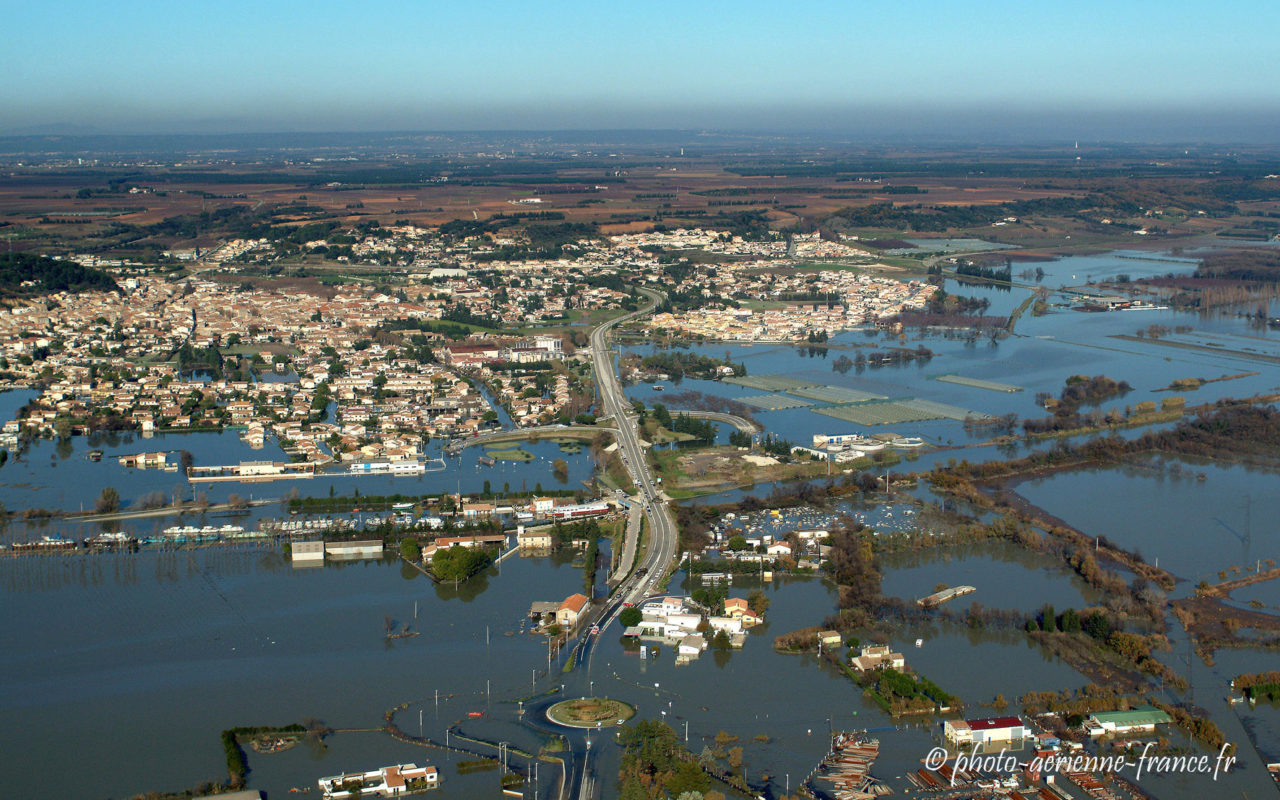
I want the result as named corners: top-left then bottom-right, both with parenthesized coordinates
top-left (591, 625), bottom-right (600, 635)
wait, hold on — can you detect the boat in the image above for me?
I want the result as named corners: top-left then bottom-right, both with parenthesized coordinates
top-left (84, 532), bottom-right (138, 549)
top-left (88, 450), bottom-right (104, 462)
top-left (478, 455), bottom-right (495, 467)
top-left (12, 535), bottom-right (77, 551)
top-left (392, 502), bottom-right (415, 511)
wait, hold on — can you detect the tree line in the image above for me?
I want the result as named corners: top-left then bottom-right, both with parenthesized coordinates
top-left (0, 253), bottom-right (120, 297)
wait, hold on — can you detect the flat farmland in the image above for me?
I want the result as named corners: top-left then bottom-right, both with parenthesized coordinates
top-left (2, 142), bottom-right (1273, 261)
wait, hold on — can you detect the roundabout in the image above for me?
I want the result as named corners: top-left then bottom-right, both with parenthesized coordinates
top-left (546, 697), bottom-right (635, 729)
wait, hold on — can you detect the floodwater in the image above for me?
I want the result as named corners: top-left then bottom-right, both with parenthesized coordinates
top-left (624, 250), bottom-right (1280, 466)
top-left (5, 247), bottom-right (1280, 799)
top-left (0, 547), bottom-right (586, 799)
top-left (0, 430), bottom-right (597, 546)
top-left (2, 525), bottom-right (1276, 799)
top-left (880, 540), bottom-right (1103, 613)
top-left (1014, 458), bottom-right (1280, 586)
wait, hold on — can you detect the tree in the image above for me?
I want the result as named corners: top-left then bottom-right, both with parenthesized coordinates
top-left (95, 486), bottom-right (120, 513)
top-left (726, 535), bottom-right (748, 551)
top-left (823, 516), bottom-right (880, 611)
top-left (727, 745), bottom-right (744, 768)
top-left (400, 538), bottom-right (420, 560)
top-left (1038, 603), bottom-right (1057, 632)
top-left (1082, 611), bottom-right (1112, 640)
top-left (432, 544), bottom-right (493, 583)
top-left (619, 607), bottom-right (643, 627)
top-left (552, 458), bottom-right (569, 479)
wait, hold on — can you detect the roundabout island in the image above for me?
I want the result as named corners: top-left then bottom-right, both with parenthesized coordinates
top-left (546, 697), bottom-right (635, 729)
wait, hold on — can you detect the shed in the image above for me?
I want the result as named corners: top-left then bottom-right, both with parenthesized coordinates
top-left (292, 540), bottom-right (325, 565)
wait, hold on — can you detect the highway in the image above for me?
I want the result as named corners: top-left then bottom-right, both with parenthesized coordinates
top-left (587, 288), bottom-right (680, 615)
top-left (538, 288), bottom-right (682, 800)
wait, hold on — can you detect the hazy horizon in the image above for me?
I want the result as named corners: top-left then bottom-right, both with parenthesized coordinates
top-left (5, 0), bottom-right (1280, 144)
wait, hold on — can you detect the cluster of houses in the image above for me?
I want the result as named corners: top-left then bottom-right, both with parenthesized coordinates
top-left (609, 227), bottom-right (788, 258)
top-left (0, 276), bottom-right (511, 459)
top-left (439, 336), bottom-right (564, 367)
top-left (703, 523), bottom-right (831, 571)
top-left (488, 370), bottom-right (576, 427)
top-left (621, 595), bottom-right (762, 663)
top-left (646, 268), bottom-right (933, 342)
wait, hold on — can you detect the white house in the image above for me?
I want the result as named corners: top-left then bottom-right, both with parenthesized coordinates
top-left (707, 616), bottom-right (743, 634)
top-left (318, 763), bottom-right (438, 799)
top-left (665, 612), bottom-right (702, 632)
top-left (646, 596), bottom-right (687, 617)
top-left (678, 634), bottom-right (707, 656)
top-left (850, 644), bottom-right (905, 672)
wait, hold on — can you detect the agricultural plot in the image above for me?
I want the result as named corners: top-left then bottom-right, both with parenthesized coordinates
top-left (737, 394), bottom-right (814, 411)
top-left (899, 399), bottom-right (991, 421)
top-left (786, 384), bottom-right (888, 404)
top-left (935, 374), bottom-right (1023, 393)
top-left (813, 398), bottom-right (988, 426)
top-left (813, 401), bottom-right (941, 426)
top-left (722, 374), bottom-right (818, 392)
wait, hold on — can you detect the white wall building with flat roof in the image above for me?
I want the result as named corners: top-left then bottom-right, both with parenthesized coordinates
top-left (292, 540), bottom-right (325, 565)
top-left (324, 540), bottom-right (384, 559)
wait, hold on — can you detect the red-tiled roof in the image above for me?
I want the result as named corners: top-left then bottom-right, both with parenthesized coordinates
top-left (384, 766), bottom-right (405, 788)
top-left (966, 716), bottom-right (1024, 731)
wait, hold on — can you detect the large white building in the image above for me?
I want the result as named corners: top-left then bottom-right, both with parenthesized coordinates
top-left (944, 717), bottom-right (1030, 747)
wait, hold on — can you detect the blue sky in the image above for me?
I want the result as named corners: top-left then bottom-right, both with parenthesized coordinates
top-left (3, 0), bottom-right (1278, 137)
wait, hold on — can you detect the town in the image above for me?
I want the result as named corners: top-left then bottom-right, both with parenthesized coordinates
top-left (4, 133), bottom-right (1280, 800)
